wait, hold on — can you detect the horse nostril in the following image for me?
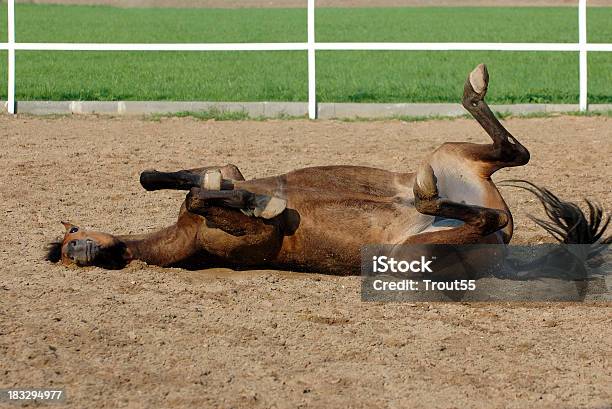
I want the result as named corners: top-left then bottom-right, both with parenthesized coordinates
top-left (70, 240), bottom-right (77, 247)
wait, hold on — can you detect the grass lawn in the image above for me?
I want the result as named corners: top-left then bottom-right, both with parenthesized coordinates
top-left (0, 4), bottom-right (611, 103)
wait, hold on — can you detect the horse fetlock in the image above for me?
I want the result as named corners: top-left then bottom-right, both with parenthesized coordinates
top-left (202, 169), bottom-right (222, 190)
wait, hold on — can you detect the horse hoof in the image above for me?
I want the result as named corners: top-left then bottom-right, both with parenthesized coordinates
top-left (468, 63), bottom-right (489, 98)
top-left (140, 169), bottom-right (160, 191)
top-left (203, 169), bottom-right (222, 190)
top-left (415, 164), bottom-right (438, 199)
top-left (253, 196), bottom-right (287, 219)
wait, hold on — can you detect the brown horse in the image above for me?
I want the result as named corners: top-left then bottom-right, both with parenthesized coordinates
top-left (46, 64), bottom-right (610, 274)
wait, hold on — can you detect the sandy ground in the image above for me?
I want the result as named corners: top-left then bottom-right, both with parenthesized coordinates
top-left (16, 0), bottom-right (612, 8)
top-left (0, 115), bottom-right (611, 408)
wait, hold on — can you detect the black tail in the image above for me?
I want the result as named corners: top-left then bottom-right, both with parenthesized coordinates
top-left (499, 180), bottom-right (610, 244)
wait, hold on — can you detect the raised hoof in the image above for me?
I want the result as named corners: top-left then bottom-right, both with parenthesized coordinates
top-left (468, 63), bottom-right (489, 99)
top-left (202, 169), bottom-right (222, 191)
top-left (252, 195), bottom-right (287, 219)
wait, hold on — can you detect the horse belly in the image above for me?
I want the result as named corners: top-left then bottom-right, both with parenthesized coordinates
top-left (431, 160), bottom-right (488, 207)
top-left (273, 202), bottom-right (425, 273)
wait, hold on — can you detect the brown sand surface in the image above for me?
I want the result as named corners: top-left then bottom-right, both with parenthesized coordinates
top-left (16, 0), bottom-right (612, 8)
top-left (0, 115), bottom-right (610, 408)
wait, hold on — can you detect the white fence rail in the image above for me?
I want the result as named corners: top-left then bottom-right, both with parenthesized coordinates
top-left (3, 0), bottom-right (612, 118)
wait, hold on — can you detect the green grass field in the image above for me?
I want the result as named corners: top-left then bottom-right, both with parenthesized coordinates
top-left (0, 4), bottom-right (611, 103)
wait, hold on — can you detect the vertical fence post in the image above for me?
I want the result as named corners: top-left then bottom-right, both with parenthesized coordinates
top-left (579, 0), bottom-right (588, 112)
top-left (307, 0), bottom-right (316, 119)
top-left (7, 0), bottom-right (16, 114)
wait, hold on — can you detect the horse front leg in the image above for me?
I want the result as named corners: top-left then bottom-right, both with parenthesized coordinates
top-left (139, 163), bottom-right (245, 191)
top-left (186, 187), bottom-right (286, 220)
top-left (184, 190), bottom-right (285, 265)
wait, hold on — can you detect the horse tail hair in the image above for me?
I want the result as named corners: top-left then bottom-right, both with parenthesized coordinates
top-left (498, 179), bottom-right (610, 244)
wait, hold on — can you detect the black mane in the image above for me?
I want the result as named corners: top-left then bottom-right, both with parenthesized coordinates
top-left (45, 241), bottom-right (63, 262)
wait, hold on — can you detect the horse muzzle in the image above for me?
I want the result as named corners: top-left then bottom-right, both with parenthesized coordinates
top-left (66, 239), bottom-right (100, 265)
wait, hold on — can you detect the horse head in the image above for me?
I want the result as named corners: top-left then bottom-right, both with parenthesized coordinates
top-left (46, 222), bottom-right (128, 269)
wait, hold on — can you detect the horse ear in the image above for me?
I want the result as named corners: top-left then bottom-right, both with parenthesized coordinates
top-left (61, 221), bottom-right (75, 231)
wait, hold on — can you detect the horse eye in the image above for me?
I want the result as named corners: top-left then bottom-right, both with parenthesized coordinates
top-left (69, 227), bottom-right (79, 234)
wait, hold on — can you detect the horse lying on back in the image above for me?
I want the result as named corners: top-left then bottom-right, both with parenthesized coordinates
top-left (46, 64), bottom-right (610, 274)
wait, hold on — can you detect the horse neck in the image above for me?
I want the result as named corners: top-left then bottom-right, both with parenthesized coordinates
top-left (118, 219), bottom-right (200, 266)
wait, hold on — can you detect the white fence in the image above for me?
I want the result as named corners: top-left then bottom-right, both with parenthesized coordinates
top-left (3, 0), bottom-right (612, 119)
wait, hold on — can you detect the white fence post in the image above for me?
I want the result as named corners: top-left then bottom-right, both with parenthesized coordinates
top-left (307, 0), bottom-right (316, 119)
top-left (7, 0), bottom-right (16, 114)
top-left (579, 0), bottom-right (588, 111)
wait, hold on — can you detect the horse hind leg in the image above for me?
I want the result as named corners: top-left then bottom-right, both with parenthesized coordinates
top-left (460, 64), bottom-right (530, 173)
top-left (139, 164), bottom-right (245, 191)
top-left (409, 163), bottom-right (509, 244)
